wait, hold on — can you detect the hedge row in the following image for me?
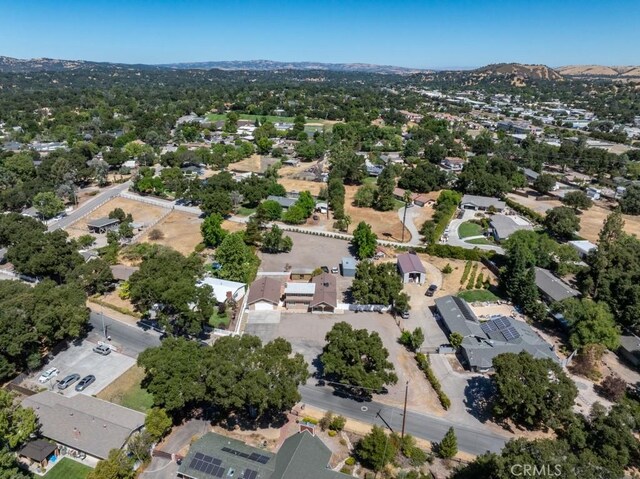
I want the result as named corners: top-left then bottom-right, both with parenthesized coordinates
top-left (415, 353), bottom-right (451, 410)
top-left (421, 244), bottom-right (493, 261)
top-left (505, 197), bottom-right (544, 224)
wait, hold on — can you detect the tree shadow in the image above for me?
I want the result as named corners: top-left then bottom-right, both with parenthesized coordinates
top-left (463, 376), bottom-right (494, 424)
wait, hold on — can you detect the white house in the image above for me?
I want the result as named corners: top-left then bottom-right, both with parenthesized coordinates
top-left (198, 277), bottom-right (246, 303)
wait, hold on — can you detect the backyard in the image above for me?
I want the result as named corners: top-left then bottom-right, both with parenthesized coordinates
top-left (44, 458), bottom-right (92, 479)
top-left (96, 365), bottom-right (154, 413)
top-left (457, 289), bottom-right (501, 303)
top-left (136, 210), bottom-right (203, 255)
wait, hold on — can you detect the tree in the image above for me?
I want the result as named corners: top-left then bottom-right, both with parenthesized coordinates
top-left (214, 232), bottom-right (260, 283)
top-left (399, 327), bottom-right (424, 352)
top-left (320, 322), bottom-right (397, 393)
top-left (398, 161), bottom-right (447, 193)
top-left (544, 206), bottom-right (580, 240)
top-left (554, 298), bottom-right (619, 351)
top-left (255, 200), bottom-right (282, 221)
top-left (351, 261), bottom-right (405, 308)
top-left (438, 427), bottom-right (458, 459)
top-left (492, 352), bottom-right (577, 429)
top-left (449, 332), bottom-right (464, 349)
top-left (351, 221), bottom-right (378, 259)
top-left (261, 225), bottom-right (293, 253)
top-left (0, 389), bottom-right (38, 449)
top-left (201, 213), bottom-right (227, 248)
top-left (282, 204), bottom-right (307, 224)
top-left (295, 191), bottom-right (316, 217)
top-left (127, 431), bottom-right (153, 463)
top-left (533, 173), bottom-right (556, 194)
top-left (71, 258), bottom-right (115, 295)
top-left (88, 449), bottom-right (134, 479)
top-left (33, 191), bottom-right (64, 220)
top-left (562, 190), bottom-right (593, 212)
top-left (374, 166), bottom-right (396, 211)
top-left (144, 408), bottom-right (172, 441)
top-left (598, 375), bottom-right (627, 402)
top-left (201, 191), bottom-right (233, 217)
top-left (355, 425), bottom-right (397, 472)
top-left (619, 184), bottom-right (640, 215)
top-left (353, 183), bottom-right (376, 208)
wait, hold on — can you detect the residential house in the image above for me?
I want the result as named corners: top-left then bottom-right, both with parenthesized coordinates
top-left (310, 273), bottom-right (337, 313)
top-left (490, 215), bottom-right (533, 242)
top-left (284, 282), bottom-right (316, 310)
top-left (110, 265), bottom-right (139, 282)
top-left (460, 195), bottom-right (506, 212)
top-left (341, 257), bottom-right (357, 277)
top-left (534, 267), bottom-right (579, 304)
top-left (397, 253), bottom-right (426, 284)
top-left (246, 277), bottom-right (281, 311)
top-left (266, 195), bottom-right (297, 210)
top-left (18, 439), bottom-right (58, 470)
top-left (22, 392), bottom-right (145, 460)
top-left (567, 240), bottom-right (597, 259)
top-left (177, 430), bottom-right (350, 479)
top-left (440, 157), bottom-right (466, 171)
top-left (522, 168), bottom-right (540, 184)
top-left (198, 277), bottom-right (246, 304)
top-left (435, 296), bottom-right (558, 372)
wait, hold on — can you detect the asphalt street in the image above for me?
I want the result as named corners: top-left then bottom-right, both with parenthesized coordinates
top-left (88, 312), bottom-right (161, 357)
top-left (299, 385), bottom-right (507, 455)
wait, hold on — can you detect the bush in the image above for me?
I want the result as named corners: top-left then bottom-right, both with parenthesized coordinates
top-left (460, 261), bottom-right (472, 285)
top-left (340, 466), bottom-right (352, 474)
top-left (194, 243), bottom-right (206, 253)
top-left (328, 430), bottom-right (337, 437)
top-left (424, 243), bottom-right (491, 261)
top-left (598, 375), bottom-right (627, 402)
top-left (339, 438), bottom-right (347, 446)
top-left (441, 263), bottom-right (453, 274)
top-left (345, 457), bottom-right (356, 466)
top-left (148, 229), bottom-right (164, 240)
top-left (302, 416), bottom-right (319, 425)
top-left (466, 263), bottom-right (478, 290)
top-left (330, 415), bottom-right (346, 432)
top-left (415, 353), bottom-right (451, 410)
top-left (319, 411), bottom-right (333, 431)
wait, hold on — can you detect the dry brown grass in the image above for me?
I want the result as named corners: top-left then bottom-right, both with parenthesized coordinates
top-left (579, 204), bottom-right (640, 242)
top-left (136, 210), bottom-right (203, 255)
top-left (422, 255), bottom-right (497, 295)
top-left (277, 177), bottom-right (324, 196)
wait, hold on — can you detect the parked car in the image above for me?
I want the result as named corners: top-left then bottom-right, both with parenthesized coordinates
top-left (75, 375), bottom-right (96, 392)
top-left (57, 374), bottom-right (80, 390)
top-left (425, 284), bottom-right (438, 297)
top-left (93, 344), bottom-right (111, 355)
top-left (330, 266), bottom-right (339, 274)
top-left (38, 367), bottom-right (59, 384)
top-left (400, 310), bottom-right (410, 320)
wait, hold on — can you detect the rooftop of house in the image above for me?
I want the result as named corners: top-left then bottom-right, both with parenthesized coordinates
top-left (567, 240), bottom-right (597, 255)
top-left (22, 392), bottom-right (145, 460)
top-left (310, 273), bottom-right (337, 309)
top-left (247, 277), bottom-right (281, 306)
top-left (460, 194), bottom-right (506, 210)
top-left (534, 267), bottom-right (579, 303)
top-left (490, 214), bottom-right (533, 240)
top-left (18, 439), bottom-right (57, 463)
top-left (284, 282), bottom-right (316, 296)
top-left (199, 277), bottom-right (246, 303)
top-left (341, 257), bottom-right (357, 269)
top-left (110, 265), bottom-right (139, 281)
top-left (397, 253), bottom-right (426, 274)
top-left (619, 334), bottom-right (640, 353)
top-left (266, 196), bottom-right (297, 208)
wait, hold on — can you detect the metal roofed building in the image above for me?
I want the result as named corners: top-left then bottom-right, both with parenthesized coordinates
top-left (199, 277), bottom-right (247, 303)
top-left (460, 195), bottom-right (506, 212)
top-left (435, 295), bottom-right (558, 372)
top-left (490, 214), bottom-right (534, 242)
top-left (22, 391), bottom-right (145, 460)
top-left (534, 267), bottom-right (579, 304)
top-left (284, 282), bottom-right (316, 310)
top-left (567, 240), bottom-right (597, 259)
top-left (86, 217), bottom-right (120, 233)
top-left (397, 252), bottom-right (426, 284)
top-left (178, 430), bottom-right (350, 479)
top-left (341, 257), bottom-right (357, 277)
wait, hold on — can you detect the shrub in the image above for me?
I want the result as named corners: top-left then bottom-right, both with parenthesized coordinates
top-left (466, 263), bottom-right (478, 290)
top-left (505, 197), bottom-right (544, 223)
top-left (319, 411), bottom-right (333, 431)
top-left (475, 272), bottom-right (484, 289)
top-left (340, 466), bottom-right (352, 474)
top-left (329, 415), bottom-right (346, 432)
top-left (424, 243), bottom-right (492, 261)
top-left (598, 375), bottom-right (627, 402)
top-left (328, 430), bottom-right (337, 437)
top-left (460, 261), bottom-right (472, 285)
top-left (339, 438), bottom-right (347, 446)
top-left (148, 229), bottom-right (164, 240)
top-left (194, 243), bottom-right (206, 253)
top-left (441, 263), bottom-right (453, 274)
top-left (302, 416), bottom-right (319, 425)
top-left (345, 457), bottom-right (356, 466)
top-left (415, 353), bottom-right (451, 410)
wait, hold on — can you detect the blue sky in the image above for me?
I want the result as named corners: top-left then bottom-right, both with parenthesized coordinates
top-left (0, 0), bottom-right (638, 68)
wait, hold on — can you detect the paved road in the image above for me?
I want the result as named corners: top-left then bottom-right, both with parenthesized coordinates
top-left (87, 312), bottom-right (161, 358)
top-left (49, 182), bottom-right (131, 231)
top-left (397, 205), bottom-right (422, 245)
top-left (300, 385), bottom-right (507, 455)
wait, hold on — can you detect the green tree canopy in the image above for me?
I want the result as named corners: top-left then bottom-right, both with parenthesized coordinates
top-left (619, 184), bottom-right (640, 215)
top-left (562, 190), bottom-right (593, 211)
top-left (355, 425), bottom-right (397, 472)
top-left (544, 206), bottom-right (580, 240)
top-left (33, 191), bottom-right (64, 220)
top-left (201, 213), bottom-right (227, 248)
top-left (214, 232), bottom-right (260, 283)
top-left (532, 173), bottom-right (557, 194)
top-left (261, 225), bottom-right (293, 254)
top-left (438, 427), bottom-right (458, 459)
top-left (351, 221), bottom-right (378, 259)
top-left (88, 449), bottom-right (135, 479)
top-left (554, 298), bottom-right (620, 351)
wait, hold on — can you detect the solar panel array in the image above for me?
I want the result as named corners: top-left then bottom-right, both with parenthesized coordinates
top-left (480, 321), bottom-right (497, 334)
top-left (243, 469), bottom-right (258, 479)
top-left (221, 447), bottom-right (270, 465)
top-left (189, 453), bottom-right (224, 477)
top-left (502, 326), bottom-right (521, 341)
top-left (494, 316), bottom-right (511, 330)
top-left (480, 316), bottom-right (521, 342)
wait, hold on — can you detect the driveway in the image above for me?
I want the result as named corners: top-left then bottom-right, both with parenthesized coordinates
top-left (397, 205), bottom-right (422, 246)
top-left (24, 340), bottom-right (135, 397)
top-left (446, 210), bottom-right (504, 254)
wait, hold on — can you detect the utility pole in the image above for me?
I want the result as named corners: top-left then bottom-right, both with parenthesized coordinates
top-left (401, 190), bottom-right (411, 243)
top-left (401, 381), bottom-right (409, 439)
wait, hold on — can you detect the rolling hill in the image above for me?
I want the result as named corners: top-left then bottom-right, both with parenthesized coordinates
top-left (473, 63), bottom-right (564, 81)
top-left (556, 65), bottom-right (640, 79)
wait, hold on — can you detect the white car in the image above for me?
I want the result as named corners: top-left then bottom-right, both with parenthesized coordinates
top-left (38, 367), bottom-right (59, 384)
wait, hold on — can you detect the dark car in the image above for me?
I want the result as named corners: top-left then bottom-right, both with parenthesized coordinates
top-left (75, 375), bottom-right (96, 392)
top-left (57, 373), bottom-right (80, 390)
top-left (425, 284), bottom-right (438, 297)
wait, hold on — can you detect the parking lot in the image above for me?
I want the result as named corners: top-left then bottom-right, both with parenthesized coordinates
top-left (24, 340), bottom-right (136, 397)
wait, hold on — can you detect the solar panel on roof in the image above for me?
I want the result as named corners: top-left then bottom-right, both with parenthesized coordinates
top-left (205, 464), bottom-right (214, 474)
top-left (248, 453), bottom-right (261, 461)
top-left (481, 321), bottom-right (497, 334)
top-left (215, 467), bottom-right (224, 478)
top-left (502, 327), bottom-right (521, 341)
top-left (212, 458), bottom-right (222, 466)
top-left (244, 470), bottom-right (258, 479)
top-left (256, 455), bottom-right (269, 464)
top-left (195, 452), bottom-right (204, 460)
top-left (494, 317), bottom-right (511, 330)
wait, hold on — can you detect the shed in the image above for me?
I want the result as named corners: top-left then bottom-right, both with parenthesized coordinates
top-left (567, 240), bottom-right (597, 259)
top-left (18, 439), bottom-right (58, 468)
top-left (290, 268), bottom-right (314, 281)
top-left (87, 217), bottom-right (120, 233)
top-left (341, 257), bottom-right (357, 277)
top-left (397, 253), bottom-right (426, 284)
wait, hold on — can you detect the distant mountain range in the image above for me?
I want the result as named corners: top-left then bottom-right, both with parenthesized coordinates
top-left (1, 56), bottom-right (639, 80)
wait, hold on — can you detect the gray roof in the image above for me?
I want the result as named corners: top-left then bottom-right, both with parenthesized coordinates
top-left (568, 240), bottom-right (597, 255)
top-left (619, 335), bottom-right (640, 353)
top-left (461, 195), bottom-right (506, 210)
top-left (110, 265), bottom-right (139, 281)
top-left (266, 196), bottom-right (297, 208)
top-left (534, 268), bottom-right (579, 302)
top-left (285, 282), bottom-right (316, 295)
top-left (87, 217), bottom-right (120, 229)
top-left (19, 439), bottom-right (57, 462)
top-left (341, 257), bottom-right (356, 269)
top-left (435, 295), bottom-right (558, 370)
top-left (178, 431), bottom-right (349, 479)
top-left (523, 168), bottom-right (540, 180)
top-left (490, 215), bottom-right (533, 240)
top-left (22, 392), bottom-right (145, 459)
top-left (397, 253), bottom-right (426, 275)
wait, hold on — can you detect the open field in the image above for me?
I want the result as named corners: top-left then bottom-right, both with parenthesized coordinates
top-left (65, 197), bottom-right (168, 238)
top-left (506, 192), bottom-right (562, 214)
top-left (230, 154), bottom-right (279, 174)
top-left (221, 219), bottom-right (247, 233)
top-left (420, 255), bottom-right (497, 295)
top-left (277, 177), bottom-right (324, 196)
top-left (579, 204), bottom-right (640, 242)
top-left (96, 365), bottom-right (154, 412)
top-left (137, 210), bottom-right (203, 255)
top-left (344, 185), bottom-right (410, 242)
top-left (44, 458), bottom-right (92, 479)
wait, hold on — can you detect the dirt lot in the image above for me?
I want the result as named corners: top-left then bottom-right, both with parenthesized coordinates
top-left (221, 219), bottom-right (247, 233)
top-left (66, 197), bottom-right (169, 239)
top-left (344, 185), bottom-right (410, 242)
top-left (506, 192), bottom-right (562, 214)
top-left (579, 204), bottom-right (640, 242)
top-left (277, 177), bottom-right (324, 196)
top-left (230, 154), bottom-right (279, 174)
top-left (137, 210), bottom-right (203, 255)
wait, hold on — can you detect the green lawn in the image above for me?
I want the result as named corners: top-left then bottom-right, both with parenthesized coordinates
top-left (237, 206), bottom-right (256, 216)
top-left (458, 221), bottom-right (484, 238)
top-left (120, 384), bottom-right (154, 412)
top-left (44, 458), bottom-right (92, 479)
top-left (466, 237), bottom-right (494, 245)
top-left (210, 310), bottom-right (230, 328)
top-left (457, 289), bottom-right (501, 302)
